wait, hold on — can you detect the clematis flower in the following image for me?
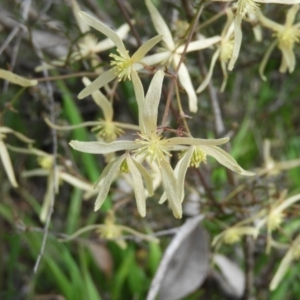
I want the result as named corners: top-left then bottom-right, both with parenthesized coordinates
top-left (60, 210), bottom-right (158, 249)
top-left (197, 10), bottom-right (235, 93)
top-left (256, 139), bottom-right (300, 176)
top-left (258, 4), bottom-right (300, 80)
top-left (143, 0), bottom-right (221, 112)
top-left (77, 10), bottom-right (162, 99)
top-left (212, 0), bottom-right (300, 70)
top-left (0, 127), bottom-right (34, 187)
top-left (70, 70), bottom-right (254, 218)
top-left (45, 76), bottom-right (140, 144)
top-left (35, 0), bottom-right (130, 72)
top-left (8, 145), bottom-right (95, 222)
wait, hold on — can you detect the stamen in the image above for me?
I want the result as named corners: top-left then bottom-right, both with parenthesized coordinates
top-left (109, 49), bottom-right (132, 81)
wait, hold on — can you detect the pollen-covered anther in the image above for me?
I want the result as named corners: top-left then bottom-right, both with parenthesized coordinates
top-left (109, 49), bottom-right (132, 81)
top-left (37, 156), bottom-right (54, 170)
top-left (220, 39), bottom-right (234, 63)
top-left (190, 147), bottom-right (207, 168)
top-left (223, 228), bottom-right (242, 244)
top-left (268, 211), bottom-right (284, 231)
top-left (92, 121), bottom-right (124, 142)
top-left (134, 134), bottom-right (171, 163)
top-left (236, 0), bottom-right (259, 17)
top-left (277, 27), bottom-right (300, 50)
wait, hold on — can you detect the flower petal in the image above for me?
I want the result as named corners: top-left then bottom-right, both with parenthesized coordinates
top-left (201, 145), bottom-right (255, 176)
top-left (143, 70), bottom-right (164, 135)
top-left (94, 156), bottom-right (125, 210)
top-left (131, 70), bottom-right (146, 134)
top-left (167, 136), bottom-right (229, 147)
top-left (173, 55), bottom-right (198, 113)
top-left (59, 171), bottom-right (94, 191)
top-left (78, 11), bottom-right (127, 55)
top-left (0, 139), bottom-right (18, 187)
top-left (131, 35), bottom-right (162, 62)
top-left (228, 15), bottom-right (242, 71)
top-left (197, 48), bottom-right (221, 93)
top-left (132, 159), bottom-right (154, 197)
top-left (0, 69), bottom-right (37, 87)
top-left (176, 147), bottom-right (194, 203)
top-left (94, 23), bottom-right (130, 52)
top-left (176, 36), bottom-right (221, 53)
top-left (82, 77), bottom-right (113, 121)
top-left (145, 0), bottom-right (175, 50)
top-left (70, 140), bottom-right (139, 154)
top-left (0, 127), bottom-right (34, 143)
top-left (160, 158), bottom-right (182, 218)
top-left (126, 155), bottom-right (147, 217)
top-left (141, 51), bottom-right (171, 66)
top-left (78, 68), bottom-right (117, 99)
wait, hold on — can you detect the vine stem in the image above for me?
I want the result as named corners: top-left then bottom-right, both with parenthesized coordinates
top-left (161, 3), bottom-right (204, 127)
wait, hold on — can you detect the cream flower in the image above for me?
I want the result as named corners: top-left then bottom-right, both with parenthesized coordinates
top-left (197, 10), bottom-right (235, 93)
top-left (35, 0), bottom-right (130, 72)
top-left (0, 127), bottom-right (34, 187)
top-left (70, 70), bottom-right (254, 218)
top-left (8, 146), bottom-right (94, 222)
top-left (60, 210), bottom-right (158, 249)
top-left (45, 77), bottom-right (140, 145)
top-left (258, 4), bottom-right (300, 80)
top-left (77, 11), bottom-right (162, 99)
top-left (143, 0), bottom-right (221, 112)
top-left (212, 0), bottom-right (300, 70)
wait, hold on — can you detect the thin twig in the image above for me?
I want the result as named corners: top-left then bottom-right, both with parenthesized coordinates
top-left (161, 3), bottom-right (204, 127)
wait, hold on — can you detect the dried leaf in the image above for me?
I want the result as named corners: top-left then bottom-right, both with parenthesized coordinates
top-left (147, 215), bottom-right (208, 300)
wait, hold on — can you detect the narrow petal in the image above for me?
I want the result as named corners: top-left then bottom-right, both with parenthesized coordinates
top-left (78, 68), bottom-right (117, 99)
top-left (259, 40), bottom-right (277, 81)
top-left (269, 248), bottom-right (294, 291)
top-left (173, 55), bottom-right (198, 113)
top-left (202, 145), bottom-right (255, 176)
top-left (70, 0), bottom-right (90, 33)
top-left (132, 159), bottom-right (154, 197)
top-left (176, 36), bottom-right (221, 53)
top-left (143, 70), bottom-right (165, 135)
top-left (126, 155), bottom-right (147, 217)
top-left (160, 158), bottom-right (182, 218)
top-left (78, 11), bottom-right (127, 55)
top-left (228, 15), bottom-right (242, 71)
top-left (131, 35), bottom-right (162, 62)
top-left (94, 156), bottom-right (125, 210)
top-left (145, 0), bottom-right (175, 50)
top-left (59, 172), bottom-right (94, 191)
top-left (70, 140), bottom-right (139, 154)
top-left (176, 147), bottom-right (194, 203)
top-left (197, 48), bottom-right (221, 93)
top-left (82, 77), bottom-right (113, 121)
top-left (1, 127), bottom-right (34, 143)
top-left (285, 4), bottom-right (300, 27)
top-left (141, 51), bottom-right (171, 66)
top-left (167, 136), bottom-right (229, 147)
top-left (94, 23), bottom-right (130, 52)
top-left (0, 69), bottom-right (37, 87)
top-left (40, 172), bottom-right (55, 222)
top-left (0, 140), bottom-right (18, 187)
top-left (131, 70), bottom-right (146, 134)
top-left (22, 169), bottom-right (48, 177)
